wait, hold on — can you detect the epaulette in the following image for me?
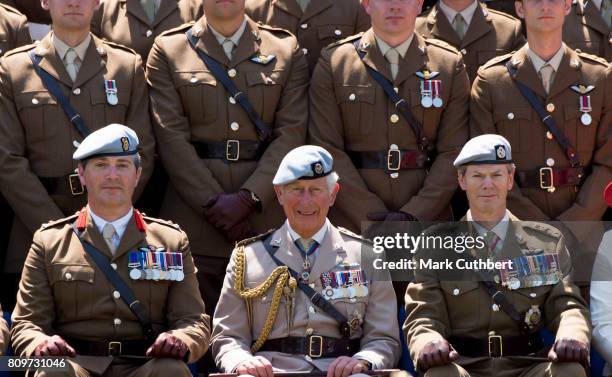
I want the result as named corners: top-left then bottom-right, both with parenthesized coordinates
top-left (486, 7), bottom-right (521, 21)
top-left (40, 213), bottom-right (79, 231)
top-left (338, 227), bottom-right (373, 245)
top-left (481, 52), bottom-right (513, 69)
top-left (576, 51), bottom-right (608, 67)
top-left (0, 2), bottom-right (24, 16)
top-left (159, 21), bottom-right (196, 37)
top-left (2, 42), bottom-right (37, 57)
top-left (328, 32), bottom-right (364, 49)
top-left (102, 39), bottom-right (138, 55)
top-left (142, 215), bottom-right (182, 231)
top-left (424, 38), bottom-right (460, 54)
top-left (521, 221), bottom-right (561, 239)
top-left (257, 22), bottom-right (294, 38)
top-left (235, 228), bottom-right (276, 248)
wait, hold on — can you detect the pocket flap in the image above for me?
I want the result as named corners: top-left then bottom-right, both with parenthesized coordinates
top-left (335, 85), bottom-right (375, 104)
top-left (49, 264), bottom-right (95, 284)
top-left (493, 107), bottom-right (532, 122)
top-left (15, 91), bottom-right (57, 109)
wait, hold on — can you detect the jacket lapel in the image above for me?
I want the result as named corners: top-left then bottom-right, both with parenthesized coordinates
top-left (34, 34), bottom-right (73, 87)
top-left (309, 225), bottom-right (344, 281)
top-left (394, 34), bottom-right (427, 86)
top-left (269, 224), bottom-right (306, 273)
top-left (79, 214), bottom-right (114, 260)
top-left (192, 17), bottom-right (231, 66)
top-left (358, 29), bottom-right (394, 83)
top-left (302, 0), bottom-right (333, 22)
top-left (123, 0), bottom-right (152, 26)
top-left (499, 220), bottom-right (525, 261)
top-left (231, 19), bottom-right (261, 67)
top-left (461, 4), bottom-right (493, 49)
top-left (113, 216), bottom-right (146, 261)
top-left (153, 0), bottom-right (179, 27)
top-left (581, 0), bottom-right (610, 35)
top-left (427, 5), bottom-right (461, 46)
top-left (509, 47), bottom-right (548, 99)
top-left (548, 47), bottom-right (582, 99)
top-left (272, 0), bottom-right (302, 19)
top-left (73, 35), bottom-right (107, 89)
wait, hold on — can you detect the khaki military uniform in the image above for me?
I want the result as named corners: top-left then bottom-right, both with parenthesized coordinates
top-left (91, 0), bottom-right (204, 63)
top-left (0, 3), bottom-right (31, 57)
top-left (0, 34), bottom-right (155, 274)
top-left (469, 45), bottom-right (611, 276)
top-left (563, 0), bottom-right (611, 62)
top-left (478, 0), bottom-right (518, 18)
top-left (404, 216), bottom-right (590, 377)
top-left (10, 209), bottom-right (210, 376)
top-left (0, 303), bottom-right (8, 356)
top-left (0, 0), bottom-right (51, 24)
top-left (415, 2), bottom-right (524, 82)
top-left (245, 0), bottom-right (370, 73)
top-left (308, 29), bottom-right (470, 231)
top-left (212, 222), bottom-right (400, 372)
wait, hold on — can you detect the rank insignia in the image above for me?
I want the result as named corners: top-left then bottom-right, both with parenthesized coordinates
top-left (250, 53), bottom-right (276, 65)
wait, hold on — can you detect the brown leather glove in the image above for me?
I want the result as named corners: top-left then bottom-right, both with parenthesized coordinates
top-left (203, 189), bottom-right (259, 232)
top-left (548, 338), bottom-right (589, 364)
top-left (417, 339), bottom-right (459, 372)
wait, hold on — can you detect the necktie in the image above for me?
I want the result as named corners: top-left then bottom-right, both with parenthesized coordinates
top-left (141, 0), bottom-right (156, 23)
top-left (539, 64), bottom-right (554, 94)
top-left (384, 48), bottom-right (400, 80)
top-left (296, 0), bottom-right (310, 12)
top-left (452, 13), bottom-right (467, 40)
top-left (64, 48), bottom-right (79, 82)
top-left (103, 223), bottom-right (118, 255)
top-left (602, 0), bottom-right (612, 28)
top-left (222, 39), bottom-right (235, 60)
top-left (485, 231), bottom-right (502, 256)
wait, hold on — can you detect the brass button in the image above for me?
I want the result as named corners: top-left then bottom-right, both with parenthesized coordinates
top-left (546, 103), bottom-right (555, 112)
top-left (73, 88), bottom-right (81, 95)
top-left (390, 172), bottom-right (399, 179)
top-left (390, 144), bottom-right (399, 150)
top-left (460, 49), bottom-right (467, 55)
top-left (306, 328), bottom-right (314, 335)
top-left (546, 131), bottom-right (553, 140)
top-left (529, 292), bottom-right (536, 298)
top-left (65, 272), bottom-right (72, 280)
top-left (302, 48), bottom-right (308, 55)
top-left (32, 98), bottom-right (39, 105)
top-left (334, 29), bottom-right (342, 36)
top-left (453, 288), bottom-right (460, 296)
top-left (228, 68), bottom-right (237, 78)
top-left (300, 23), bottom-right (308, 29)
top-left (393, 87), bottom-right (399, 93)
top-left (146, 30), bottom-right (153, 38)
top-left (546, 158), bottom-right (555, 167)
top-left (230, 122), bottom-right (239, 131)
top-left (229, 96), bottom-right (236, 104)
top-left (111, 263), bottom-right (117, 270)
top-left (507, 112), bottom-right (514, 120)
top-left (190, 77), bottom-right (198, 83)
top-left (308, 306), bottom-right (315, 314)
top-left (390, 114), bottom-right (399, 123)
top-left (348, 93), bottom-right (356, 101)
top-left (113, 291), bottom-right (121, 299)
top-left (114, 318), bottom-right (122, 326)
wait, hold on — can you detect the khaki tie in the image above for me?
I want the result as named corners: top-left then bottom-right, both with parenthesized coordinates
top-left (222, 39), bottom-right (235, 60)
top-left (452, 13), bottom-right (468, 40)
top-left (485, 231), bottom-right (503, 256)
top-left (385, 48), bottom-right (400, 80)
top-left (539, 64), bottom-right (554, 94)
top-left (103, 223), bottom-right (118, 255)
top-left (296, 0), bottom-right (310, 12)
top-left (64, 48), bottom-right (79, 82)
top-left (602, 0), bottom-right (612, 29)
top-left (141, 0), bottom-right (156, 23)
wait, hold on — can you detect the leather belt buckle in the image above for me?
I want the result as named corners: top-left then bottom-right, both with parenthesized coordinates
top-left (488, 334), bottom-right (503, 358)
top-left (226, 140), bottom-right (240, 161)
top-left (539, 167), bottom-right (556, 193)
top-left (308, 335), bottom-right (323, 358)
top-left (387, 149), bottom-right (401, 171)
top-left (108, 341), bottom-right (122, 357)
top-left (68, 174), bottom-right (85, 196)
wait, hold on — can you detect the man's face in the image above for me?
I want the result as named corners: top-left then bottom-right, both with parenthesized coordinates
top-left (362, 0), bottom-right (423, 37)
top-left (78, 156), bottom-right (141, 210)
top-left (458, 164), bottom-right (514, 218)
top-left (204, 0), bottom-right (245, 23)
top-left (515, 0), bottom-right (570, 34)
top-left (41, 0), bottom-right (100, 32)
top-left (274, 177), bottom-right (339, 238)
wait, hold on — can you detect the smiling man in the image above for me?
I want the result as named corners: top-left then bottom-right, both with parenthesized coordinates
top-left (10, 124), bottom-right (209, 377)
top-left (404, 134), bottom-right (590, 377)
top-left (212, 145), bottom-right (400, 377)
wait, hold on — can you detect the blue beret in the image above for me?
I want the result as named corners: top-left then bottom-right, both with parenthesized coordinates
top-left (73, 123), bottom-right (139, 161)
top-left (273, 145), bottom-right (334, 185)
top-left (454, 134), bottom-right (512, 167)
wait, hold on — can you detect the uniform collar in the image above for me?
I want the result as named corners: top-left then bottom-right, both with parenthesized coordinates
top-left (526, 42), bottom-right (566, 73)
top-left (374, 33), bottom-right (414, 59)
top-left (208, 16), bottom-right (248, 47)
top-left (437, 0), bottom-right (479, 27)
top-left (88, 205), bottom-right (134, 242)
top-left (589, 0), bottom-right (603, 10)
top-left (285, 218), bottom-right (330, 245)
top-left (52, 32), bottom-right (92, 62)
top-left (466, 209), bottom-right (511, 242)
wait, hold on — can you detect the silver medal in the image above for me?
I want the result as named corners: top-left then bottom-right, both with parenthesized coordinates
top-left (130, 269), bottom-right (142, 280)
top-left (508, 277), bottom-right (520, 290)
top-left (175, 270), bottom-right (185, 282)
top-left (107, 93), bottom-right (119, 106)
top-left (432, 97), bottom-right (443, 108)
top-left (421, 96), bottom-right (433, 108)
top-left (580, 112), bottom-right (592, 126)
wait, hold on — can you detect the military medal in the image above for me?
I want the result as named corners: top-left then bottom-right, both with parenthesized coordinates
top-left (175, 253), bottom-right (184, 281)
top-left (129, 252), bottom-right (142, 280)
top-left (570, 84), bottom-right (594, 126)
top-left (416, 70), bottom-right (440, 109)
top-left (157, 249), bottom-right (167, 280)
top-left (431, 80), bottom-right (443, 108)
top-left (420, 80), bottom-right (433, 108)
top-left (508, 277), bottom-right (520, 290)
top-left (525, 305), bottom-right (542, 328)
top-left (104, 79), bottom-right (119, 106)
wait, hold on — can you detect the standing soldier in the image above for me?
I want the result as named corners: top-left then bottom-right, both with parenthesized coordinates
top-left (0, 2), bottom-right (31, 57)
top-left (10, 124), bottom-right (210, 377)
top-left (309, 0), bottom-right (470, 232)
top-left (91, 0), bottom-right (204, 63)
top-left (147, 0), bottom-right (308, 319)
top-left (0, 0), bottom-right (52, 23)
top-left (0, 0), bottom-right (154, 313)
top-left (245, 0), bottom-right (370, 74)
top-left (470, 0), bottom-right (611, 276)
top-left (415, 0), bottom-right (524, 82)
top-left (562, 0), bottom-right (611, 62)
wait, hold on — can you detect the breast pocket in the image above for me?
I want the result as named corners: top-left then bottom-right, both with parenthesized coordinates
top-left (246, 70), bottom-right (284, 123)
top-left (15, 91), bottom-right (59, 143)
top-left (329, 293), bottom-right (369, 335)
top-left (317, 25), bottom-right (354, 45)
top-left (511, 285), bottom-right (550, 318)
top-left (49, 264), bottom-right (95, 321)
top-left (173, 70), bottom-right (219, 124)
top-left (564, 106), bottom-right (599, 153)
top-left (336, 85), bottom-right (375, 135)
top-left (131, 279), bottom-right (170, 322)
top-left (440, 281), bottom-right (482, 330)
top-left (493, 107), bottom-right (532, 153)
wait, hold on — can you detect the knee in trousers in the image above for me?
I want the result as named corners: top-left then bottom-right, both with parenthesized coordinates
top-left (548, 362), bottom-right (586, 377)
top-left (424, 363), bottom-right (470, 377)
top-left (144, 358), bottom-right (191, 377)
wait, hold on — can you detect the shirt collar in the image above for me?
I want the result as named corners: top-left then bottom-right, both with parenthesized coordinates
top-left (208, 17), bottom-right (247, 47)
top-left (374, 33), bottom-right (414, 59)
top-left (286, 218), bottom-right (330, 245)
top-left (526, 43), bottom-right (566, 73)
top-left (88, 206), bottom-right (134, 241)
top-left (438, 0), bottom-right (479, 27)
top-left (466, 209), bottom-right (511, 241)
top-left (52, 32), bottom-right (91, 62)
top-left (589, 0), bottom-right (603, 10)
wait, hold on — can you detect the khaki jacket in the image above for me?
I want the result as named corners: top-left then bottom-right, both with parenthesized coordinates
top-left (308, 29), bottom-right (470, 231)
top-left (470, 45), bottom-right (611, 242)
top-left (563, 0), bottom-right (611, 62)
top-left (0, 0), bottom-right (51, 24)
top-left (404, 216), bottom-right (591, 370)
top-left (212, 222), bottom-right (400, 372)
top-left (92, 0), bottom-right (204, 63)
top-left (0, 303), bottom-right (8, 356)
top-left (415, 2), bottom-right (525, 82)
top-left (147, 16), bottom-right (309, 258)
top-left (0, 33), bottom-right (155, 273)
top-left (245, 0), bottom-right (370, 74)
top-left (10, 210), bottom-right (210, 372)
top-left (0, 3), bottom-right (31, 57)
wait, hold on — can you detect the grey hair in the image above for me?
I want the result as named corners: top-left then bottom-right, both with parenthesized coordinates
top-left (457, 163), bottom-right (515, 176)
top-left (326, 171), bottom-right (340, 191)
top-left (80, 153), bottom-right (142, 169)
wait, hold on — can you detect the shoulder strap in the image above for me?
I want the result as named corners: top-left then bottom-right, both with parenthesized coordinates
top-left (262, 235), bottom-right (351, 338)
top-left (353, 39), bottom-right (434, 156)
top-left (185, 29), bottom-right (272, 143)
top-left (71, 224), bottom-right (154, 340)
top-left (27, 50), bottom-right (91, 139)
top-left (505, 61), bottom-right (580, 167)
